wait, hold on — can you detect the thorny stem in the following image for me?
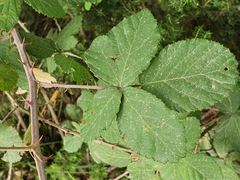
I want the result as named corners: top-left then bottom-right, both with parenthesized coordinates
top-left (0, 144), bottom-right (38, 151)
top-left (11, 28), bottom-right (47, 180)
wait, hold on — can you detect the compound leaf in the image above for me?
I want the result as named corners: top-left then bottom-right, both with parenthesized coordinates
top-left (88, 140), bottom-right (131, 167)
top-left (141, 39), bottom-right (238, 112)
top-left (24, 0), bottom-right (65, 18)
top-left (0, 0), bottom-right (21, 31)
top-left (79, 87), bottom-right (122, 142)
top-left (0, 123), bottom-right (22, 162)
top-left (84, 9), bottom-right (160, 87)
top-left (119, 87), bottom-right (185, 162)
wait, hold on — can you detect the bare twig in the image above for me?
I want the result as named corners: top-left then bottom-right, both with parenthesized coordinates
top-left (39, 119), bottom-right (80, 136)
top-left (1, 105), bottom-right (17, 122)
top-left (11, 28), bottom-right (47, 180)
top-left (40, 88), bottom-right (64, 139)
top-left (7, 162), bottom-right (12, 180)
top-left (16, 106), bottom-right (80, 136)
top-left (4, 92), bottom-right (27, 131)
top-left (94, 139), bottom-right (133, 154)
top-left (18, 20), bottom-right (30, 33)
top-left (113, 171), bottom-right (129, 180)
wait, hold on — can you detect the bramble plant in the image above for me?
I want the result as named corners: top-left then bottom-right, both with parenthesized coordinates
top-left (0, 0), bottom-right (240, 180)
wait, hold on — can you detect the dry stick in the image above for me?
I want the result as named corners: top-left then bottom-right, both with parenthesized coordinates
top-left (11, 28), bottom-right (47, 180)
top-left (40, 88), bottom-right (64, 139)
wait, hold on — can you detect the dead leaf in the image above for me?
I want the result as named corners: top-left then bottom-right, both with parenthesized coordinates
top-left (33, 68), bottom-right (56, 83)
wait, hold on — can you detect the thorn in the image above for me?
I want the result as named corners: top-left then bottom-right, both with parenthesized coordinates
top-left (64, 88), bottom-right (68, 93)
top-left (37, 135), bottom-right (43, 145)
top-left (41, 154), bottom-right (53, 163)
top-left (20, 38), bottom-right (28, 48)
top-left (18, 59), bottom-right (26, 65)
top-left (21, 97), bottom-right (32, 106)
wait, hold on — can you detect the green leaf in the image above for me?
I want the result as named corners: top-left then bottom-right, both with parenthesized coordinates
top-left (179, 154), bottom-right (223, 180)
top-left (127, 158), bottom-right (162, 180)
top-left (46, 56), bottom-right (57, 73)
top-left (84, 1), bottom-right (92, 11)
top-left (0, 62), bottom-right (18, 91)
top-left (141, 39), bottom-right (238, 112)
top-left (0, 122), bottom-right (22, 162)
top-left (63, 134), bottom-right (82, 153)
top-left (181, 117), bottom-right (201, 153)
top-left (19, 31), bottom-right (56, 58)
top-left (84, 9), bottom-right (160, 87)
top-left (88, 140), bottom-right (131, 167)
top-left (54, 54), bottom-right (95, 85)
top-left (0, 37), bottom-right (28, 91)
top-left (0, 0), bottom-right (21, 31)
top-left (119, 87), bottom-right (185, 162)
top-left (217, 162), bottom-right (239, 180)
top-left (215, 89), bottom-right (240, 114)
top-left (101, 120), bottom-right (127, 147)
top-left (79, 87), bottom-right (122, 142)
top-left (65, 104), bottom-right (81, 121)
top-left (156, 162), bottom-right (185, 180)
top-left (56, 15), bottom-right (82, 50)
top-left (24, 0), bottom-right (65, 18)
top-left (77, 90), bottom-right (94, 112)
top-left (214, 113), bottom-right (240, 151)
top-left (226, 152), bottom-right (240, 164)
top-left (213, 138), bottom-right (232, 158)
top-left (2, 151), bottom-right (21, 163)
